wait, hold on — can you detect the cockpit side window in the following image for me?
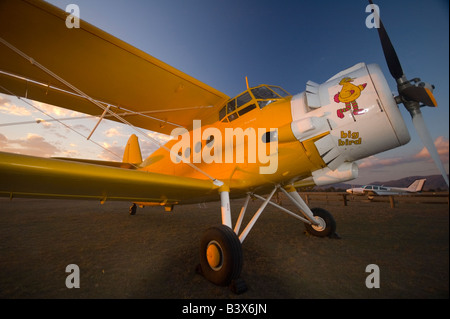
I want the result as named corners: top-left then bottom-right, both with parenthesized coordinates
top-left (219, 106), bottom-right (226, 120)
top-left (227, 99), bottom-right (236, 113)
top-left (236, 92), bottom-right (252, 107)
top-left (228, 112), bottom-right (239, 122)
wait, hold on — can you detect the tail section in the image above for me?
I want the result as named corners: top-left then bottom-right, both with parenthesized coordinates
top-left (123, 134), bottom-right (142, 165)
top-left (407, 179), bottom-right (426, 192)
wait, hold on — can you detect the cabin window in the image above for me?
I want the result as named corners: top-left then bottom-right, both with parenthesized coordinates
top-left (219, 106), bottom-right (227, 120)
top-left (262, 130), bottom-right (278, 143)
top-left (238, 104), bottom-right (256, 116)
top-left (236, 92), bottom-right (252, 107)
top-left (258, 100), bottom-right (276, 109)
top-left (184, 147), bottom-right (191, 158)
top-left (194, 141), bottom-right (202, 153)
top-left (175, 151), bottom-right (182, 163)
top-left (227, 99), bottom-right (236, 113)
top-left (228, 112), bottom-right (239, 122)
top-left (206, 135), bottom-right (214, 146)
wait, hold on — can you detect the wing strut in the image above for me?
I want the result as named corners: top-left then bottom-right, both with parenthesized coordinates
top-left (0, 36), bottom-right (223, 186)
top-left (224, 185), bottom-right (323, 243)
top-left (87, 104), bottom-right (111, 140)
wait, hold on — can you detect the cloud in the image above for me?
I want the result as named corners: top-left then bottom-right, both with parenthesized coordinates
top-left (0, 96), bottom-right (32, 116)
top-left (358, 136), bottom-right (449, 171)
top-left (105, 127), bottom-right (122, 137)
top-left (62, 149), bottom-right (80, 158)
top-left (97, 143), bottom-right (125, 161)
top-left (0, 96), bottom-right (86, 122)
top-left (32, 101), bottom-right (79, 118)
top-left (0, 133), bottom-right (60, 157)
top-left (358, 156), bottom-right (404, 169)
top-left (147, 131), bottom-right (172, 143)
top-left (414, 136), bottom-right (449, 163)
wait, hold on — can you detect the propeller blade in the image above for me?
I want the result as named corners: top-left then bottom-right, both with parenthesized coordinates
top-left (368, 0), bottom-right (404, 80)
top-left (411, 111), bottom-right (449, 187)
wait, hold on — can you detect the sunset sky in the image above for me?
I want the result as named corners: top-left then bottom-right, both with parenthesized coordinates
top-left (0, 0), bottom-right (448, 185)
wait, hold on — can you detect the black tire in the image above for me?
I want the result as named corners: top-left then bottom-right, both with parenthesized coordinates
top-left (129, 203), bottom-right (137, 215)
top-left (199, 225), bottom-right (243, 286)
top-left (304, 207), bottom-right (336, 237)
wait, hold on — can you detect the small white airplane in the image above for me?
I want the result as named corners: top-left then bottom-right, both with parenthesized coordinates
top-left (346, 178), bottom-right (426, 198)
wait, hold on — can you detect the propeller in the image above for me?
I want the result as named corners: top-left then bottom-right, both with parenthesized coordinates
top-left (368, 0), bottom-right (448, 187)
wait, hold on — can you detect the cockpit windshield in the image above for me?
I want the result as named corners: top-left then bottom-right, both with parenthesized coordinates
top-left (251, 86), bottom-right (289, 99)
top-left (219, 85), bottom-right (291, 122)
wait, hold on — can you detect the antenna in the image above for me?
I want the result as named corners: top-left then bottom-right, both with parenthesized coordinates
top-left (245, 76), bottom-right (250, 90)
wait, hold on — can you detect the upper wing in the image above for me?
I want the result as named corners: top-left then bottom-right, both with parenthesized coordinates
top-left (0, 151), bottom-right (219, 204)
top-left (0, 0), bottom-right (229, 135)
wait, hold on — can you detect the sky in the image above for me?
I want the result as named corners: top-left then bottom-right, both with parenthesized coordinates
top-left (0, 0), bottom-right (448, 185)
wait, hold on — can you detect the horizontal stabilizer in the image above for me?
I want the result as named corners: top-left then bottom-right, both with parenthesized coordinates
top-left (51, 158), bottom-right (138, 170)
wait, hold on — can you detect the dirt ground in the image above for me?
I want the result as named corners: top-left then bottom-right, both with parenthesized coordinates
top-left (0, 195), bottom-right (448, 299)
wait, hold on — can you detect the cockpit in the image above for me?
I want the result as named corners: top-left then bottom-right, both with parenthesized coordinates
top-left (219, 85), bottom-right (291, 122)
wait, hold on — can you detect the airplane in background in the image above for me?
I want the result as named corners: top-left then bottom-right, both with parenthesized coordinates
top-left (0, 0), bottom-right (448, 293)
top-left (346, 178), bottom-right (426, 198)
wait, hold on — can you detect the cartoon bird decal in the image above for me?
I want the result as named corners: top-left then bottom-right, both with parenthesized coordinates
top-left (334, 77), bottom-right (367, 118)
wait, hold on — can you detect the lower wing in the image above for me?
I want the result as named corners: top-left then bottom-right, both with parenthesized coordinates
top-left (0, 152), bottom-right (219, 205)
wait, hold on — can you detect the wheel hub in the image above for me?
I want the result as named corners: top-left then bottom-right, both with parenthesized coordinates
top-left (206, 241), bottom-right (223, 270)
top-left (311, 216), bottom-right (326, 232)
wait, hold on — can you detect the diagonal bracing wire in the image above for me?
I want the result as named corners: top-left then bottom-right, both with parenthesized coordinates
top-left (0, 36), bottom-right (223, 186)
top-left (0, 82), bottom-right (128, 164)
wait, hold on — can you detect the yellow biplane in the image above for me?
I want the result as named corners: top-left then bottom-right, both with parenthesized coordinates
top-left (0, 0), bottom-right (447, 293)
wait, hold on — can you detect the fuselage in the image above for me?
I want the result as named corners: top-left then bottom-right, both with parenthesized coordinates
top-left (140, 63), bottom-right (411, 197)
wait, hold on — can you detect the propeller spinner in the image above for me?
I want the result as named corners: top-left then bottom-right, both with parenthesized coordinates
top-left (368, 0), bottom-right (449, 187)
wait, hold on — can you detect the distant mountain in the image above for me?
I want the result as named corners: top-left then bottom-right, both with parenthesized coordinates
top-left (314, 174), bottom-right (449, 191)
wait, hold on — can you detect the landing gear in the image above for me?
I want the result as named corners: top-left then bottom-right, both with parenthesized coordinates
top-left (304, 207), bottom-right (336, 237)
top-left (198, 225), bottom-right (245, 292)
top-left (129, 203), bottom-right (137, 215)
top-left (198, 184), bottom-right (338, 293)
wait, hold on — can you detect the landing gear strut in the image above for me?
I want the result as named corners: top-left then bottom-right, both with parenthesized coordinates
top-left (197, 184), bottom-right (338, 294)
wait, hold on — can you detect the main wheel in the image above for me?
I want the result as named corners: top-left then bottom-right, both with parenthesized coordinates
top-left (304, 207), bottom-right (336, 237)
top-left (199, 225), bottom-right (243, 286)
top-left (129, 203), bottom-right (137, 215)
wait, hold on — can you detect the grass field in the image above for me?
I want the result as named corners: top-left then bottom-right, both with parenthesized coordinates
top-left (0, 195), bottom-right (448, 299)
